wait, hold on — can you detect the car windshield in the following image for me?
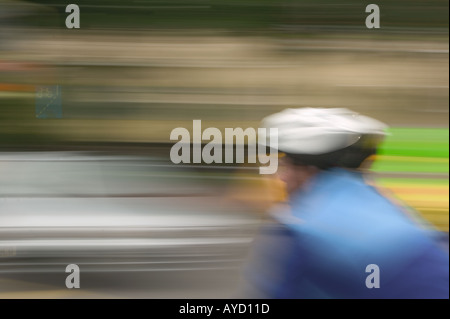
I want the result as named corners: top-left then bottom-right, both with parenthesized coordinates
top-left (0, 152), bottom-right (207, 197)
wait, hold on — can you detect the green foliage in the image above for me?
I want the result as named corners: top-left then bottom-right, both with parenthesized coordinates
top-left (19, 0), bottom-right (449, 30)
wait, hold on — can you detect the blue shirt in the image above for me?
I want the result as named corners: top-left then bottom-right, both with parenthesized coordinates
top-left (244, 168), bottom-right (449, 299)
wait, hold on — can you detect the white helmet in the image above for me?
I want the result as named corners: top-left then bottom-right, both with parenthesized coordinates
top-left (261, 107), bottom-right (388, 155)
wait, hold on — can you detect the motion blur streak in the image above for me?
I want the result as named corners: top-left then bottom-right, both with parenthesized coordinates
top-left (0, 0), bottom-right (448, 298)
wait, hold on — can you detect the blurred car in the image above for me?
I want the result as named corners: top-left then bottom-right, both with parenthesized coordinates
top-left (0, 152), bottom-right (259, 274)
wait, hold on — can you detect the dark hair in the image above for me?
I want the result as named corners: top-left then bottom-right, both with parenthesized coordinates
top-left (283, 135), bottom-right (380, 170)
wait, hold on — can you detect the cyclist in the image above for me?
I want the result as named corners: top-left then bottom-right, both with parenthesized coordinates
top-left (240, 107), bottom-right (449, 299)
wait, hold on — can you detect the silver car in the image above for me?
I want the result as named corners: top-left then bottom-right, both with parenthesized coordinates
top-left (0, 152), bottom-right (260, 297)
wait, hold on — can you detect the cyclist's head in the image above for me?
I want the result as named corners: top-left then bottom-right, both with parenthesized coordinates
top-left (260, 107), bottom-right (388, 192)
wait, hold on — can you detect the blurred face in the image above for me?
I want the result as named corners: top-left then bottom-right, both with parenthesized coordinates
top-left (276, 156), bottom-right (319, 195)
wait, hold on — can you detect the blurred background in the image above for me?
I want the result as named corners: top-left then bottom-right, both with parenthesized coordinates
top-left (0, 0), bottom-right (448, 298)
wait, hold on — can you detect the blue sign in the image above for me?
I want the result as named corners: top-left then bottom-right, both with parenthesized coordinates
top-left (36, 85), bottom-right (62, 119)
